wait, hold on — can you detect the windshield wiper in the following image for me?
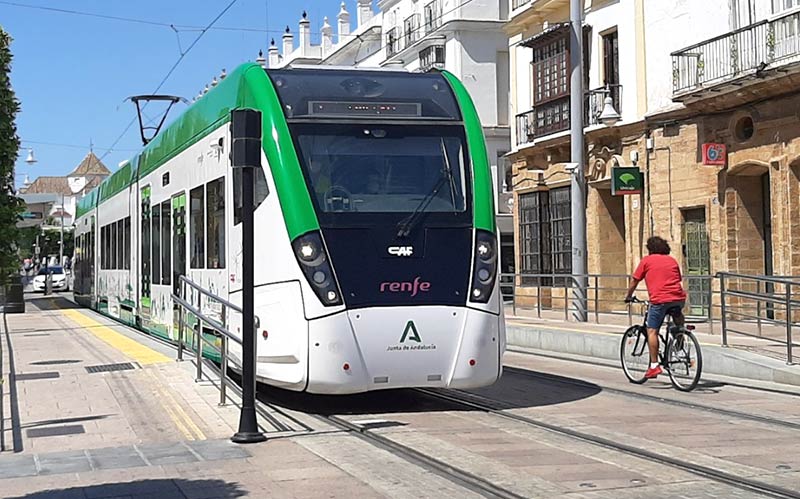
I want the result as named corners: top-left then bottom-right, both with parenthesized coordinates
top-left (395, 139), bottom-right (456, 238)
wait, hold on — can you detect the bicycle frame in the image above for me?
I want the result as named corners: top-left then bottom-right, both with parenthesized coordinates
top-left (629, 299), bottom-right (688, 370)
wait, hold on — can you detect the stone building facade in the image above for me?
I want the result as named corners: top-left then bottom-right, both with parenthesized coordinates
top-left (508, 0), bottom-right (800, 314)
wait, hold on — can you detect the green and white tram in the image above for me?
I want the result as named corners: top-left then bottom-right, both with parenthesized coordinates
top-left (74, 63), bottom-right (505, 394)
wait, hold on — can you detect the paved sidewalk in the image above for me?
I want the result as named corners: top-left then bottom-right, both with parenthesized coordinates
top-left (504, 310), bottom-right (800, 387)
top-left (0, 295), bottom-right (486, 498)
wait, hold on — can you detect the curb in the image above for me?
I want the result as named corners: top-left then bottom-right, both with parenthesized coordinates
top-left (506, 323), bottom-right (800, 387)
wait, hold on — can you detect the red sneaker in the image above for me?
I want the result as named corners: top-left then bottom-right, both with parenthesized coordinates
top-left (645, 366), bottom-right (663, 379)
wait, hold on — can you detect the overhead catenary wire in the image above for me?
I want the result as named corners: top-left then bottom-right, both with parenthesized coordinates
top-left (20, 140), bottom-right (139, 152)
top-left (0, 0), bottom-right (359, 38)
top-left (98, 0), bottom-right (239, 163)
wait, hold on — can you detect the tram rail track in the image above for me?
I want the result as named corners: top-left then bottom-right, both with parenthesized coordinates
top-left (503, 365), bottom-right (800, 431)
top-left (312, 412), bottom-right (526, 499)
top-left (415, 387), bottom-right (800, 499)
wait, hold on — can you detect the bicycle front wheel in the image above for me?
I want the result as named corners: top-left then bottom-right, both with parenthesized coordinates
top-left (667, 331), bottom-right (703, 392)
top-left (620, 325), bottom-right (648, 384)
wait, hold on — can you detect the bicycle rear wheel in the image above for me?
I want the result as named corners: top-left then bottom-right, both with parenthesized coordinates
top-left (667, 331), bottom-right (703, 392)
top-left (620, 325), bottom-right (648, 384)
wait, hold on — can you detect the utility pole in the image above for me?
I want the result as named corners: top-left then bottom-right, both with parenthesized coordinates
top-left (569, 0), bottom-right (588, 322)
top-left (230, 109), bottom-right (266, 444)
top-left (60, 193), bottom-right (64, 267)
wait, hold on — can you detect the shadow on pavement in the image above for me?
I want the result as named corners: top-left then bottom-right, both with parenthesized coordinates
top-left (25, 295), bottom-right (81, 311)
top-left (257, 367), bottom-right (602, 416)
top-left (7, 478), bottom-right (247, 499)
top-left (20, 414), bottom-right (112, 430)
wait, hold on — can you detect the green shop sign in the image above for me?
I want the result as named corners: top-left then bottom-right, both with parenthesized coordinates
top-left (611, 167), bottom-right (644, 196)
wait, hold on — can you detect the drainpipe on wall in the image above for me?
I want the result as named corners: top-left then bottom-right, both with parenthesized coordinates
top-left (645, 129), bottom-right (654, 237)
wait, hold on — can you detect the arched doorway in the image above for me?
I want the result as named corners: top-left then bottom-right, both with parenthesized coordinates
top-left (724, 160), bottom-right (773, 277)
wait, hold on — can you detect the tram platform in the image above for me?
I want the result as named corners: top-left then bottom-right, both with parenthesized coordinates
top-left (504, 305), bottom-right (800, 387)
top-left (0, 295), bottom-right (451, 499)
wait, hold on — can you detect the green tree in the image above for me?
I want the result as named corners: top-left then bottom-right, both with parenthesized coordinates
top-left (0, 28), bottom-right (24, 284)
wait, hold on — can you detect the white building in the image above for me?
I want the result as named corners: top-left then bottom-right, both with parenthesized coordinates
top-left (19, 151), bottom-right (110, 228)
top-left (267, 0), bottom-right (516, 275)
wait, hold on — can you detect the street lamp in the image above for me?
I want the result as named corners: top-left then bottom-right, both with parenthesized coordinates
top-left (25, 148), bottom-right (37, 165)
top-left (598, 91), bottom-right (621, 127)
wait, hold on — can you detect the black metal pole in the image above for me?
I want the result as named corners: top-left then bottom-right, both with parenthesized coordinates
top-left (231, 162), bottom-right (266, 444)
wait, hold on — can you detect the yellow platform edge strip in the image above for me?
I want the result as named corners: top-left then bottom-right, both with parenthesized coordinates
top-left (62, 309), bottom-right (171, 365)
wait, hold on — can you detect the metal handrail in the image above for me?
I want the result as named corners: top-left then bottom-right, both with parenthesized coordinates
top-left (715, 271), bottom-right (800, 285)
top-left (179, 275), bottom-right (243, 315)
top-left (171, 293), bottom-right (241, 346)
top-left (670, 18), bottom-right (770, 56)
top-left (171, 275), bottom-right (259, 408)
top-left (717, 272), bottom-right (796, 364)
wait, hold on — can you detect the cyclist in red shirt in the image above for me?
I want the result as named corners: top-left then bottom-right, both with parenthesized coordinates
top-left (624, 236), bottom-right (687, 379)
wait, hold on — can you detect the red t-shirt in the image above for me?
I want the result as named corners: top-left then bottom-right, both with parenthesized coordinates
top-left (632, 254), bottom-right (687, 304)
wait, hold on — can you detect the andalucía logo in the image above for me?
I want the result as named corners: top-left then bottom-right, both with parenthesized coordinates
top-left (400, 320), bottom-right (421, 343)
top-left (387, 320), bottom-right (437, 352)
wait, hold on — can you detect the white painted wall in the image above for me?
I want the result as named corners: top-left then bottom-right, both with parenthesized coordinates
top-left (584, 0), bottom-right (637, 122)
top-left (457, 29), bottom-right (509, 125)
top-left (643, 0), bottom-right (730, 113)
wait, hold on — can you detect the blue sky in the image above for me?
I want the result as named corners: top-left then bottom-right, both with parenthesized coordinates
top-left (3, 0), bottom-right (359, 186)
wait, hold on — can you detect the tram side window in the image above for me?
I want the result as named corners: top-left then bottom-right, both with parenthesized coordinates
top-left (115, 222), bottom-right (119, 269)
top-left (89, 228), bottom-right (94, 273)
top-left (153, 204), bottom-right (162, 284)
top-left (190, 185), bottom-right (205, 269)
top-left (206, 177), bottom-right (225, 269)
top-left (161, 202), bottom-right (171, 285)
top-left (99, 227), bottom-right (104, 269)
top-left (116, 219), bottom-right (124, 272)
top-left (101, 225), bottom-right (109, 270)
top-left (124, 216), bottom-right (131, 270)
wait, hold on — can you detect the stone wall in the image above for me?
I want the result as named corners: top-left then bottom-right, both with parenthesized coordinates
top-left (510, 80), bottom-right (800, 319)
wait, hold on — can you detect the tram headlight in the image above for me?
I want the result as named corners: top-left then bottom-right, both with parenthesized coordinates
top-left (292, 231), bottom-right (343, 306)
top-left (469, 229), bottom-right (497, 304)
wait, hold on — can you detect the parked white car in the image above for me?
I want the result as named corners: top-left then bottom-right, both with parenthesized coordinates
top-left (32, 266), bottom-right (69, 292)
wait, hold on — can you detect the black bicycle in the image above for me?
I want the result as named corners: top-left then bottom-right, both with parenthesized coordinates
top-left (620, 297), bottom-right (703, 391)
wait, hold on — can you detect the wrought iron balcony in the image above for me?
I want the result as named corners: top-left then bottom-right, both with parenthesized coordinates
top-left (515, 84), bottom-right (622, 146)
top-left (672, 9), bottom-right (800, 96)
top-left (404, 14), bottom-right (421, 47)
top-left (420, 44), bottom-right (445, 72)
top-left (424, 0), bottom-right (443, 34)
top-left (386, 27), bottom-right (400, 57)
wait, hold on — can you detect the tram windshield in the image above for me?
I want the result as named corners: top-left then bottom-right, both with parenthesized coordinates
top-left (294, 124), bottom-right (469, 214)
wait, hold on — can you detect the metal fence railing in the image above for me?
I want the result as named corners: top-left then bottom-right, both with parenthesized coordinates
top-left (503, 272), bottom-right (799, 364)
top-left (501, 273), bottom-right (715, 326)
top-left (671, 9), bottom-right (800, 94)
top-left (718, 272), bottom-right (800, 364)
top-left (172, 275), bottom-right (265, 411)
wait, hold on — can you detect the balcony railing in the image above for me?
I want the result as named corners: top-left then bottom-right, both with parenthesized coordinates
top-left (424, 0), bottom-right (443, 34)
top-left (404, 14), bottom-right (421, 47)
top-left (672, 9), bottom-right (800, 95)
top-left (515, 84), bottom-right (623, 146)
top-left (386, 27), bottom-right (399, 57)
top-left (420, 44), bottom-right (445, 71)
